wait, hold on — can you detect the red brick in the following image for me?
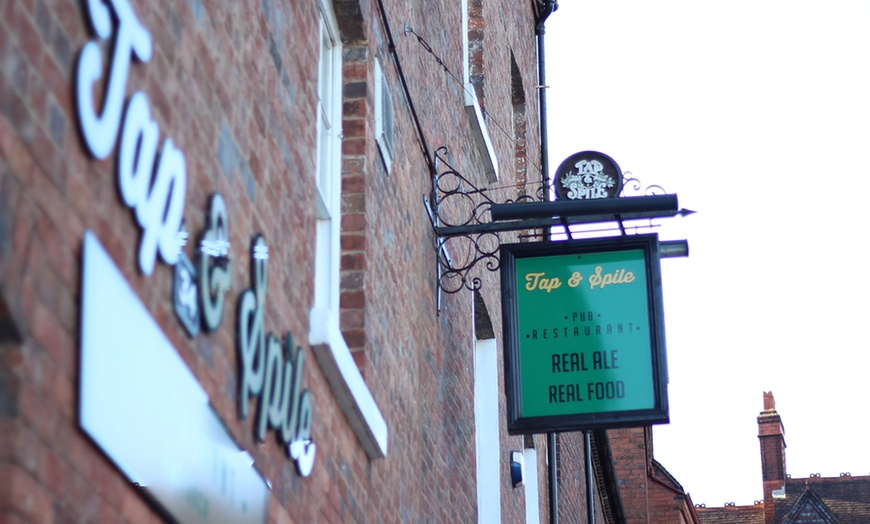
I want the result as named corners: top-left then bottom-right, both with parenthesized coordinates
top-left (351, 349), bottom-right (366, 376)
top-left (340, 270), bottom-right (364, 290)
top-left (339, 308), bottom-right (364, 330)
top-left (29, 301), bottom-right (73, 376)
top-left (343, 62), bottom-right (366, 82)
top-left (340, 212), bottom-right (365, 233)
top-left (341, 136), bottom-right (365, 156)
top-left (0, 463), bottom-right (53, 524)
top-left (341, 173), bottom-right (366, 192)
top-left (340, 232), bottom-right (365, 251)
top-left (340, 289), bottom-right (365, 309)
top-left (343, 99), bottom-right (366, 118)
top-left (340, 252), bottom-right (366, 271)
top-left (341, 192), bottom-right (366, 214)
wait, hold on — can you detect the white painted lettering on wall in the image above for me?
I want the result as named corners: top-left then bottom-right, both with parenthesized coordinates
top-left (237, 236), bottom-right (316, 476)
top-left (73, 0), bottom-right (318, 485)
top-left (75, 0), bottom-right (186, 275)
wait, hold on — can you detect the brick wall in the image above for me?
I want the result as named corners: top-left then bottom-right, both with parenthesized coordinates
top-left (647, 467), bottom-right (696, 524)
top-left (609, 427), bottom-right (702, 524)
top-left (611, 427), bottom-right (652, 523)
top-left (0, 0), bottom-right (548, 522)
top-left (553, 431), bottom-right (611, 523)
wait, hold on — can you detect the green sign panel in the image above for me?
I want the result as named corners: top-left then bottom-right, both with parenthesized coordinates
top-left (500, 235), bottom-right (668, 433)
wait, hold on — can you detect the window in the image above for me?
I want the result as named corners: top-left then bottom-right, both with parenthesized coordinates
top-left (308, 0), bottom-right (388, 460)
top-left (374, 58), bottom-right (394, 173)
top-left (314, 1), bottom-right (342, 315)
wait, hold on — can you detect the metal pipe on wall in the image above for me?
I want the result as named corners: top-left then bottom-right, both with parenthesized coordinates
top-left (586, 430), bottom-right (595, 524)
top-left (536, 0), bottom-right (557, 230)
top-left (547, 431), bottom-right (558, 524)
top-left (535, 3), bottom-right (559, 523)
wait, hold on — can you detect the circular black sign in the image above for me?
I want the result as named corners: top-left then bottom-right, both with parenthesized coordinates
top-left (554, 151), bottom-right (623, 201)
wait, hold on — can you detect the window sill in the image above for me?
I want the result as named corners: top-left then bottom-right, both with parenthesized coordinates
top-left (464, 83), bottom-right (499, 183)
top-left (309, 307), bottom-right (388, 459)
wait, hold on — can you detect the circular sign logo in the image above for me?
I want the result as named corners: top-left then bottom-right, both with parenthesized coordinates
top-left (554, 151), bottom-right (623, 201)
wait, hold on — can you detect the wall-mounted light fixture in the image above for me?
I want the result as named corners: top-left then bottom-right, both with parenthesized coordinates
top-left (510, 450), bottom-right (525, 487)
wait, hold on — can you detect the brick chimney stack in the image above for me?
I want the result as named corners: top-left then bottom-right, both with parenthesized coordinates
top-left (758, 391), bottom-right (786, 523)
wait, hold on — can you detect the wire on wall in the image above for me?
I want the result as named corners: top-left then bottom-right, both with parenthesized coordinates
top-left (404, 27), bottom-right (546, 182)
top-left (375, 0), bottom-right (436, 178)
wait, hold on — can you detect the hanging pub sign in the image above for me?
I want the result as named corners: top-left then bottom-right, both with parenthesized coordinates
top-left (554, 151), bottom-right (623, 201)
top-left (500, 234), bottom-right (669, 433)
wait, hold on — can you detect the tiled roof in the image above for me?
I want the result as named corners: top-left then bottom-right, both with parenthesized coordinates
top-left (697, 504), bottom-right (765, 524)
top-left (774, 475), bottom-right (870, 524)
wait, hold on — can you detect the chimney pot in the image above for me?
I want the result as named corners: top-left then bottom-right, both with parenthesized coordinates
top-left (763, 391), bottom-right (776, 411)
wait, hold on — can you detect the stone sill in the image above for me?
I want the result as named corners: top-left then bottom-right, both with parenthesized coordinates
top-left (309, 307), bottom-right (388, 459)
top-left (464, 83), bottom-right (499, 183)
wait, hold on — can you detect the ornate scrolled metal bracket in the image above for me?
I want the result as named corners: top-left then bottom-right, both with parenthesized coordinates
top-left (424, 146), bottom-right (692, 303)
top-left (424, 147), bottom-right (546, 297)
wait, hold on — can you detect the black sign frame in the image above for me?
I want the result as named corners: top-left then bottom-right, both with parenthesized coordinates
top-left (500, 235), bottom-right (669, 434)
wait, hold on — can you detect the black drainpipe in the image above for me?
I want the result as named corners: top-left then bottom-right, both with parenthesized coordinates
top-left (536, 0), bottom-right (558, 206)
top-left (375, 0), bottom-right (435, 179)
top-left (535, 5), bottom-right (559, 522)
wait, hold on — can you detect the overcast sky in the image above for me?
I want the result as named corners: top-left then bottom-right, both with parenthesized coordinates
top-left (546, 0), bottom-right (870, 507)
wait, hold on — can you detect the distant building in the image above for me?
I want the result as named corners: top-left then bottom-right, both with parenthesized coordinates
top-left (768, 475), bottom-right (870, 523)
top-left (608, 426), bottom-right (701, 524)
top-left (696, 504), bottom-right (764, 524)
top-left (697, 392), bottom-right (870, 523)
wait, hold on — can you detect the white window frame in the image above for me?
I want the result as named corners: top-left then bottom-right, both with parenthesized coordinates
top-left (524, 447), bottom-right (541, 524)
top-left (309, 0), bottom-right (387, 460)
top-left (313, 0), bottom-right (342, 315)
top-left (474, 337), bottom-right (501, 523)
top-left (374, 58), bottom-right (394, 174)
